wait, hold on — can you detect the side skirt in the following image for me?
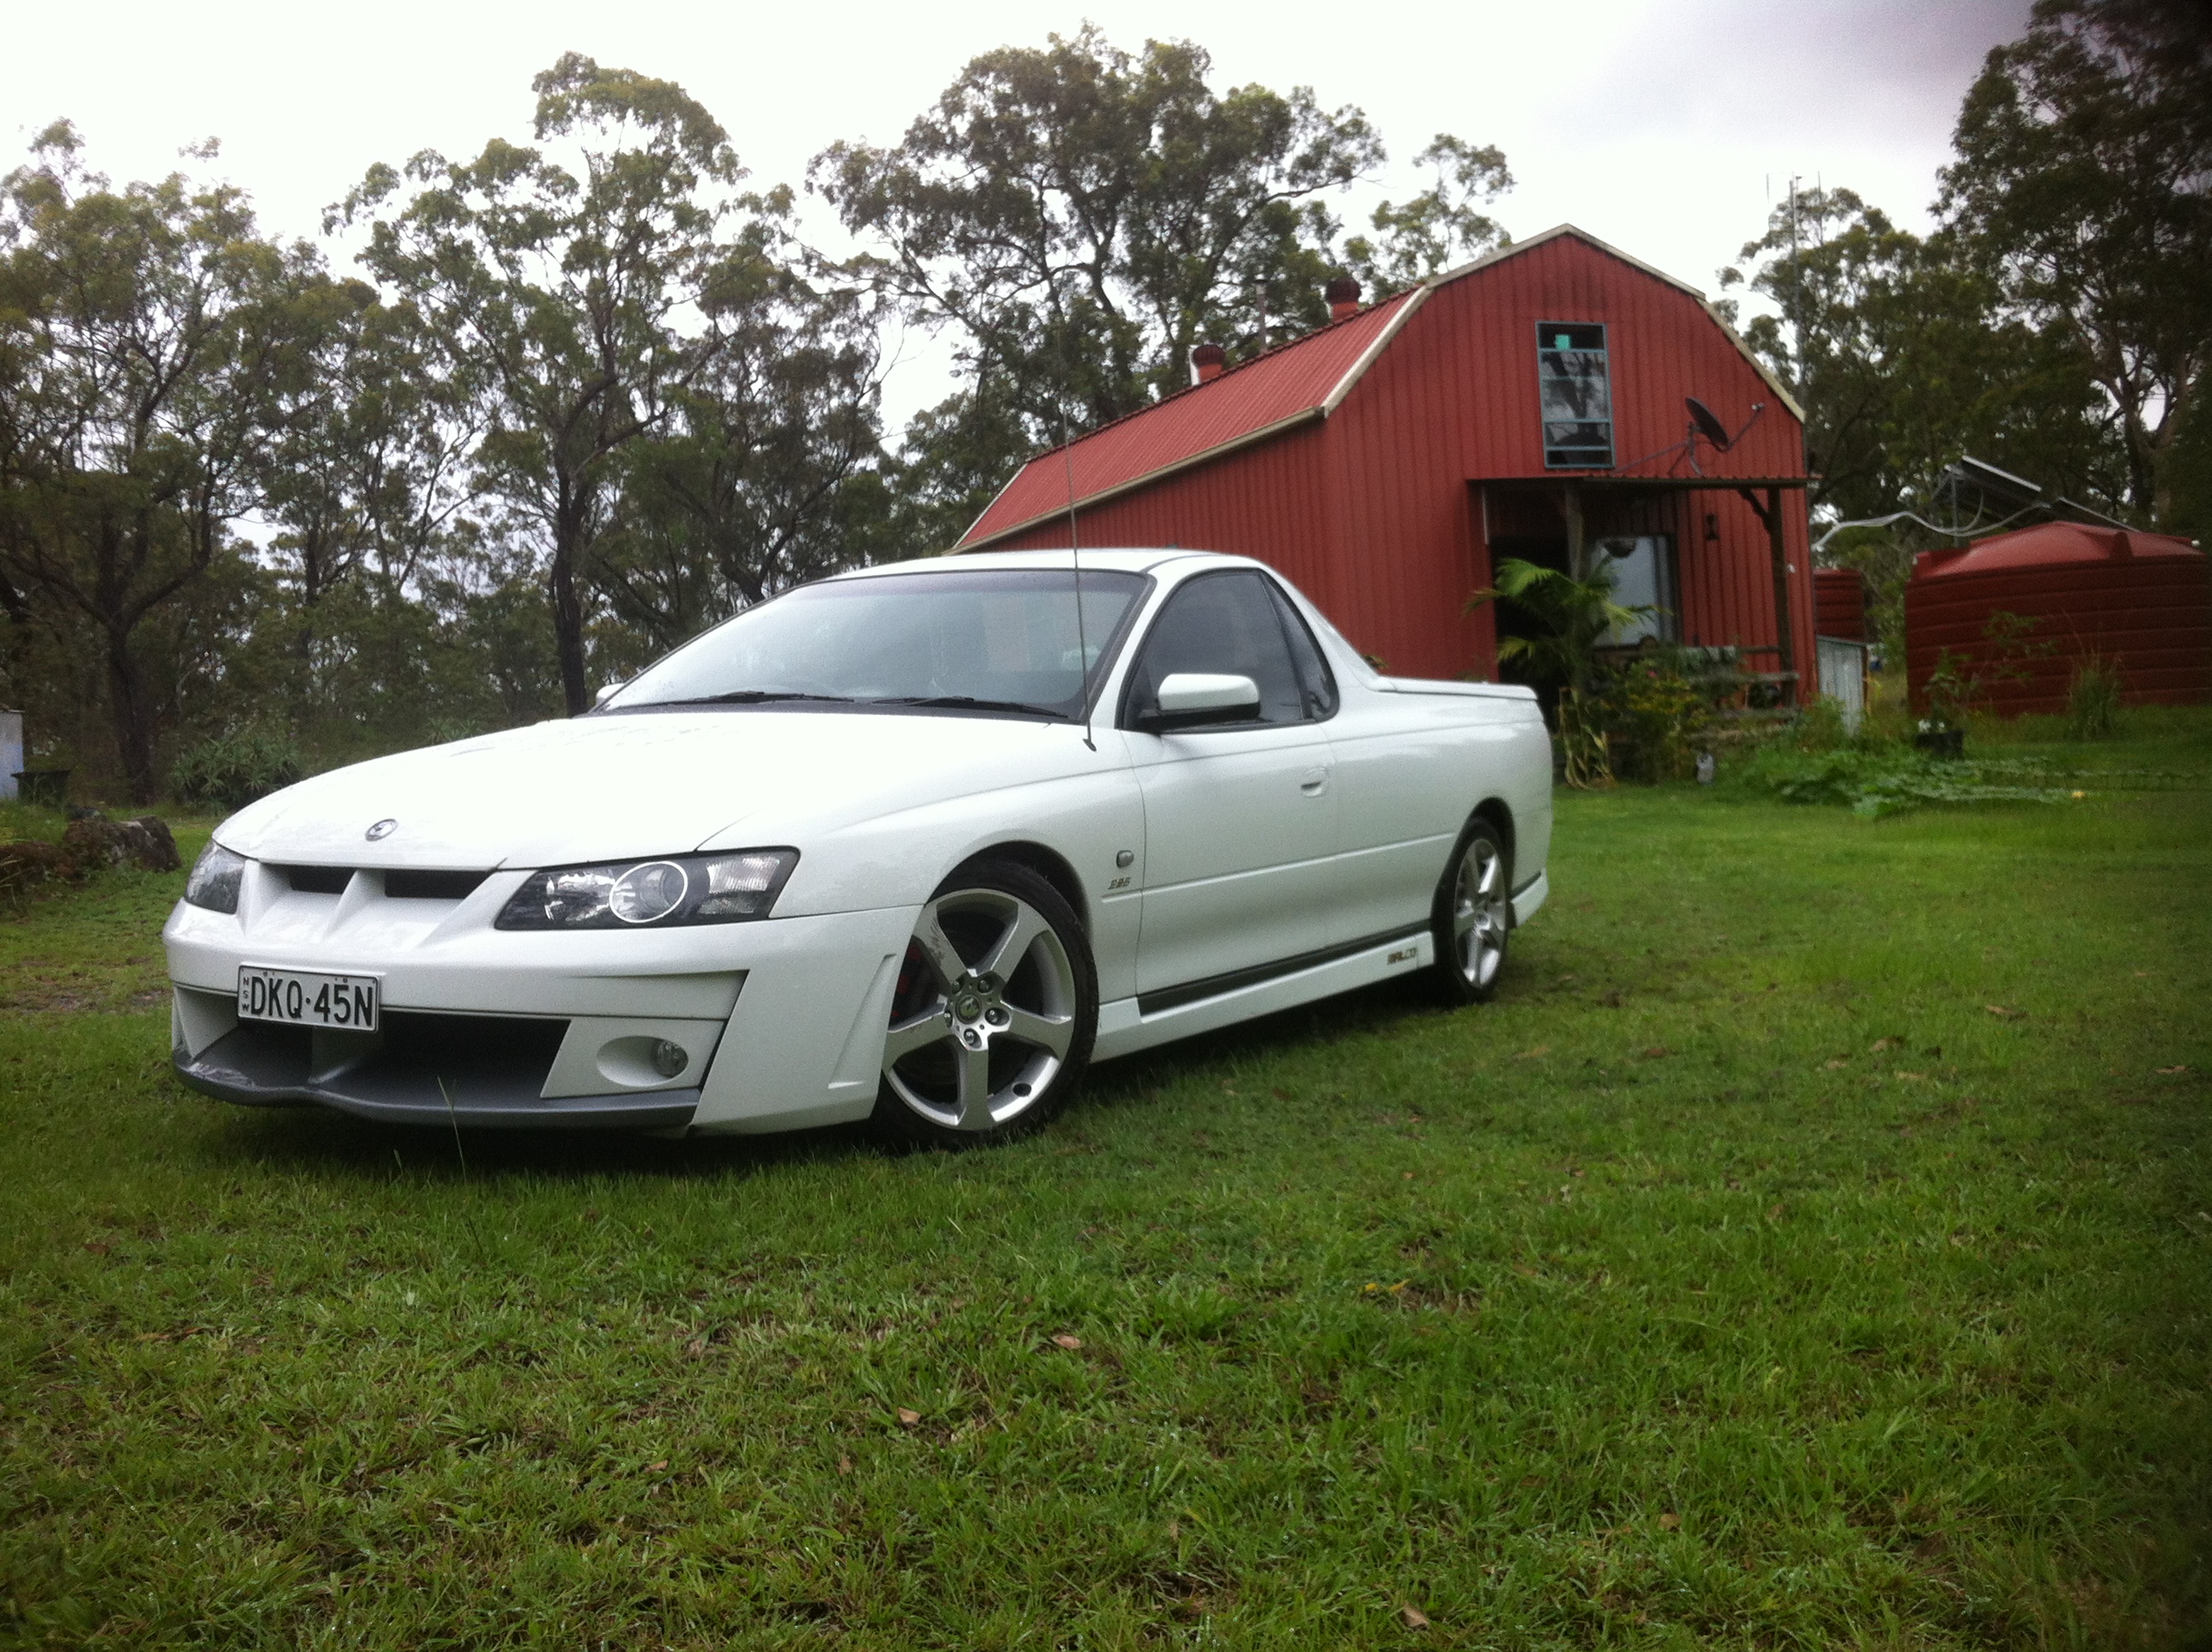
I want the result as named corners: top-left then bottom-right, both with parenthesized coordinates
top-left (1511, 870), bottom-right (1550, 928)
top-left (1092, 927), bottom-right (1432, 1062)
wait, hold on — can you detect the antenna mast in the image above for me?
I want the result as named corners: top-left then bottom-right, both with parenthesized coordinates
top-left (1055, 276), bottom-right (1096, 751)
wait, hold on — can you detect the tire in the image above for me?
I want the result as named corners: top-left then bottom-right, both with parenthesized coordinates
top-left (871, 858), bottom-right (1097, 1147)
top-left (1429, 817), bottom-right (1511, 1006)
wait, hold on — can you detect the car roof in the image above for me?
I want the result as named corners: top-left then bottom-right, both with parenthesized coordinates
top-left (830, 548), bottom-right (1245, 581)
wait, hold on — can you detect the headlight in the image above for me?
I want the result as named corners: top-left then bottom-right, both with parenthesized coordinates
top-left (494, 848), bottom-right (798, 930)
top-left (185, 841), bottom-right (247, 913)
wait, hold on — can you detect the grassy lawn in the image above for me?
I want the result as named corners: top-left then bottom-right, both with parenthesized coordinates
top-left (2, 723), bottom-right (2208, 1649)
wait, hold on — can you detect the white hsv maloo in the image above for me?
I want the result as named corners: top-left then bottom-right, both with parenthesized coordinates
top-left (166, 550), bottom-right (1552, 1144)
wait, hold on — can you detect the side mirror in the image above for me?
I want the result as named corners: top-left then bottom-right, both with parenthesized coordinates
top-left (1141, 672), bottom-right (1261, 731)
top-left (593, 681), bottom-right (623, 707)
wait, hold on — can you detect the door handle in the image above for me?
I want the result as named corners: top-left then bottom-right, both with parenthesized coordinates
top-left (1300, 766), bottom-right (1330, 796)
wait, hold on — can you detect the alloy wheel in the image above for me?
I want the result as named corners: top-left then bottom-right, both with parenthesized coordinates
top-left (1451, 835), bottom-right (1510, 990)
top-left (882, 887), bottom-right (1078, 1131)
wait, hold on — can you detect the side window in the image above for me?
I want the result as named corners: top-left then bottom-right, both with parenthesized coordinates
top-left (1266, 579), bottom-right (1339, 719)
top-left (1123, 571), bottom-right (1307, 727)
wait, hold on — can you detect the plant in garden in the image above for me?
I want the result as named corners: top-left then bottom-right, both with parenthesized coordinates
top-left (168, 724), bottom-right (305, 811)
top-left (1592, 654), bottom-right (1710, 782)
top-left (1787, 695), bottom-right (1854, 753)
top-left (1738, 741), bottom-right (2081, 817)
top-left (1918, 648), bottom-right (1979, 734)
top-left (1469, 558), bottom-right (1654, 790)
top-left (2066, 651), bottom-right (2124, 741)
top-left (1470, 557), bottom-right (1652, 695)
top-left (1919, 611), bottom-right (2053, 734)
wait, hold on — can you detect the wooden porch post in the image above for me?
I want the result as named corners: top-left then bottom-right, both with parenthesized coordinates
top-left (1765, 485), bottom-right (1796, 704)
top-left (1738, 485), bottom-right (1798, 706)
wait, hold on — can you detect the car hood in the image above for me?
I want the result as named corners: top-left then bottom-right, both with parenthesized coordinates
top-left (217, 710), bottom-right (1093, 870)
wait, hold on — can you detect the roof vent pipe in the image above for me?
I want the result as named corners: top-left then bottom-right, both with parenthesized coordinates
top-left (1324, 276), bottom-right (1362, 323)
top-left (1191, 342), bottom-right (1227, 384)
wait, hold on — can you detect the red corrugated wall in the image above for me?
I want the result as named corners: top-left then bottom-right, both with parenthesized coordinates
top-left (1815, 568), bottom-right (1868, 640)
top-left (989, 233), bottom-right (1814, 683)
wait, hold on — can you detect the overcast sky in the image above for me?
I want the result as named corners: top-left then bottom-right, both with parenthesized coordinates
top-left (7, 0), bottom-right (2031, 430)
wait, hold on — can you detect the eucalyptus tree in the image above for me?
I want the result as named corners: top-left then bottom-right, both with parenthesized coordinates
top-left (593, 206), bottom-right (888, 658)
top-left (256, 281), bottom-right (479, 698)
top-left (812, 27), bottom-right (1385, 448)
top-left (339, 54), bottom-right (760, 714)
top-left (1340, 135), bottom-right (1513, 297)
top-left (1720, 184), bottom-right (2122, 523)
top-left (0, 123), bottom-right (302, 800)
top-left (1940, 0), bottom-right (2212, 522)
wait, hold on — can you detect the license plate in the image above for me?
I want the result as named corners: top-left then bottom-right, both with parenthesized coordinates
top-left (236, 967), bottom-right (381, 1031)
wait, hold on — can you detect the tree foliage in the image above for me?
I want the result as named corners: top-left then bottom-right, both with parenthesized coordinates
top-left (340, 54), bottom-right (764, 714)
top-left (0, 125), bottom-right (306, 800)
top-left (812, 28), bottom-right (1512, 550)
top-left (813, 27), bottom-right (1383, 438)
top-left (1341, 136), bottom-right (1512, 297)
top-left (1720, 185), bottom-right (2122, 524)
top-left (1939, 0), bottom-right (2212, 521)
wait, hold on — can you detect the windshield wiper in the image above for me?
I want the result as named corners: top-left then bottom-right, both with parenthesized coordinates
top-left (870, 695), bottom-right (1069, 718)
top-left (640, 690), bottom-right (858, 707)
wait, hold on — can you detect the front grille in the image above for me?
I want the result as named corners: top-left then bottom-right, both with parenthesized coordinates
top-left (385, 870), bottom-right (489, 900)
top-left (272, 865), bottom-right (490, 899)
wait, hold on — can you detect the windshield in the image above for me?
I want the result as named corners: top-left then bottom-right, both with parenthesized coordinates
top-left (602, 568), bottom-right (1148, 718)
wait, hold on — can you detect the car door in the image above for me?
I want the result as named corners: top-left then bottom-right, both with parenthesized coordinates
top-left (1121, 569), bottom-right (1337, 1001)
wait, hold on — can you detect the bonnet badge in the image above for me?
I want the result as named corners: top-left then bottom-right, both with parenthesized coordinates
top-left (365, 818), bottom-right (398, 841)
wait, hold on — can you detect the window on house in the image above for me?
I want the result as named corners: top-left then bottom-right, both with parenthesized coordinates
top-left (1538, 323), bottom-right (1612, 468)
top-left (1592, 535), bottom-right (1677, 644)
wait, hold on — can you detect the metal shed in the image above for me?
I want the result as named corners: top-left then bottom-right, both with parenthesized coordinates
top-left (960, 225), bottom-right (1817, 696)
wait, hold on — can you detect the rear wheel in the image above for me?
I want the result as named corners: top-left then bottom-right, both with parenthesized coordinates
top-left (872, 859), bottom-right (1097, 1147)
top-left (1429, 817), bottom-right (1511, 1006)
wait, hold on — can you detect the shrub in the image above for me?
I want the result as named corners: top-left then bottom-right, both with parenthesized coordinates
top-left (1593, 651), bottom-right (1714, 782)
top-left (170, 725), bottom-right (305, 812)
top-left (2065, 653), bottom-right (2124, 742)
top-left (1788, 695), bottom-right (1853, 753)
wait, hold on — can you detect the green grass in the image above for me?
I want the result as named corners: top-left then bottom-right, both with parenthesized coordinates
top-left (2, 732), bottom-right (2209, 1649)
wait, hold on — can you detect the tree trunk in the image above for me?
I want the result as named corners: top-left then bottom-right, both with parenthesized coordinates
top-left (105, 622), bottom-right (160, 805)
top-left (550, 544), bottom-right (591, 718)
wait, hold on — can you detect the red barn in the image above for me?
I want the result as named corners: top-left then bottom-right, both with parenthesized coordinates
top-left (959, 225), bottom-right (1816, 694)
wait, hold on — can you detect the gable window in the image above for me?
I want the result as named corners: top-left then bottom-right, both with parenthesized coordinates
top-left (1538, 323), bottom-right (1613, 468)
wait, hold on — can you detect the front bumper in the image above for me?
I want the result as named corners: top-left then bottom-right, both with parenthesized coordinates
top-left (166, 866), bottom-right (922, 1134)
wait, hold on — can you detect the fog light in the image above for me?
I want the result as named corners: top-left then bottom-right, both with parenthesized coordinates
top-left (650, 1038), bottom-right (688, 1079)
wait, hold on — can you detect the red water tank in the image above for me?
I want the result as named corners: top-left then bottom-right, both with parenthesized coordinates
top-left (1904, 521), bottom-right (2210, 716)
top-left (1814, 567), bottom-right (1867, 641)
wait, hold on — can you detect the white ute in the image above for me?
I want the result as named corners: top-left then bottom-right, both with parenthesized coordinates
top-left (165, 550), bottom-right (1552, 1145)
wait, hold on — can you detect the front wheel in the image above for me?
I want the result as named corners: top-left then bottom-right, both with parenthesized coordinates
top-left (1429, 818), bottom-right (1511, 1006)
top-left (872, 859), bottom-right (1097, 1147)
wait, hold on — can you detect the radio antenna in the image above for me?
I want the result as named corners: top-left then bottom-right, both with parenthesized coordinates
top-left (1055, 280), bottom-right (1096, 752)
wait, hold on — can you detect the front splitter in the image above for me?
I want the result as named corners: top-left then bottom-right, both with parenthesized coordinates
top-left (176, 1025), bottom-right (699, 1131)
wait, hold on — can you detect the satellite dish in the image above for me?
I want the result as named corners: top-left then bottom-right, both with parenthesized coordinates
top-left (1685, 397), bottom-right (1732, 451)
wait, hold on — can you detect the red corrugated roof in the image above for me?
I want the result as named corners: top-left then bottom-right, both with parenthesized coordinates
top-left (959, 288), bottom-right (1421, 548)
